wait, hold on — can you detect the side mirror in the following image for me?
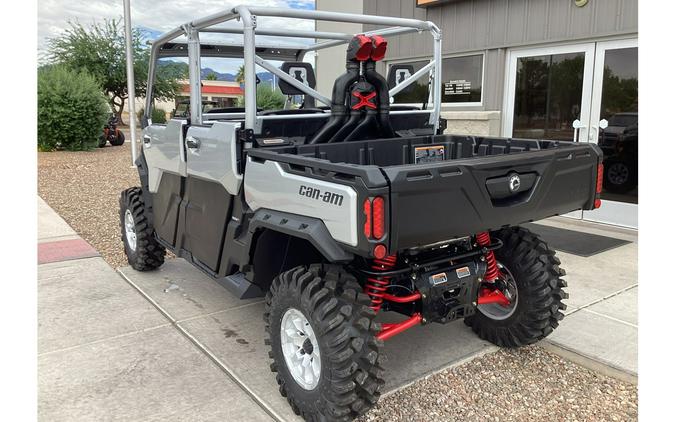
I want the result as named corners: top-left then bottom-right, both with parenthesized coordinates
top-left (572, 119), bottom-right (582, 129)
top-left (599, 119), bottom-right (608, 130)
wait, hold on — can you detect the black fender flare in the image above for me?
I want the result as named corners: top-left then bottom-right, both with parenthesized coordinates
top-left (248, 209), bottom-right (353, 263)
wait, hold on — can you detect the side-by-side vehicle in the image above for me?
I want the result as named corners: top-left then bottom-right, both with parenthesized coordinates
top-left (119, 6), bottom-right (603, 421)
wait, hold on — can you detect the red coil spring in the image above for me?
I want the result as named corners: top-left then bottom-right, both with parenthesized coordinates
top-left (364, 254), bottom-right (397, 313)
top-left (476, 232), bottom-right (500, 282)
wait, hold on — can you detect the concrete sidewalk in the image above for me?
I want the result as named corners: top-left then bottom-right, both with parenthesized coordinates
top-left (37, 197), bottom-right (274, 421)
top-left (38, 196), bottom-right (638, 421)
top-left (541, 217), bottom-right (638, 378)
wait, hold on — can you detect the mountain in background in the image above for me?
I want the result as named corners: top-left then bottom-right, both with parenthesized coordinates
top-left (158, 59), bottom-right (275, 85)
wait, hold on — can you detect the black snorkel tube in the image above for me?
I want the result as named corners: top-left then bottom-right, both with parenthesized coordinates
top-left (308, 35), bottom-right (373, 144)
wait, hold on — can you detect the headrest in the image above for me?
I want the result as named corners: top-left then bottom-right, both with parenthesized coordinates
top-left (387, 64), bottom-right (415, 93)
top-left (278, 62), bottom-right (316, 95)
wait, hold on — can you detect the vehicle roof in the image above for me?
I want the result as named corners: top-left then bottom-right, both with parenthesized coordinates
top-left (156, 41), bottom-right (304, 61)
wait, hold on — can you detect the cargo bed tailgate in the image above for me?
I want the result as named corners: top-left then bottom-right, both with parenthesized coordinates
top-left (383, 143), bottom-right (602, 250)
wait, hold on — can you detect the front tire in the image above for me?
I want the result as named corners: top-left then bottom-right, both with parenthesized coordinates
top-left (119, 187), bottom-right (166, 271)
top-left (465, 226), bottom-right (568, 347)
top-left (264, 264), bottom-right (384, 421)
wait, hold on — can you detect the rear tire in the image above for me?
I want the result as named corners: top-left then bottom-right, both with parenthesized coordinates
top-left (110, 130), bottom-right (125, 146)
top-left (119, 187), bottom-right (166, 271)
top-left (264, 264), bottom-right (384, 421)
top-left (465, 226), bottom-right (568, 347)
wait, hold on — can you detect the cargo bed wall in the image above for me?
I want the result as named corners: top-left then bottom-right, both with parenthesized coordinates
top-left (385, 145), bottom-right (600, 249)
top-left (265, 135), bottom-right (569, 167)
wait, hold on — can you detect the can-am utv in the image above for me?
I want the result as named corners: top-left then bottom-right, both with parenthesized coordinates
top-left (120, 6), bottom-right (603, 421)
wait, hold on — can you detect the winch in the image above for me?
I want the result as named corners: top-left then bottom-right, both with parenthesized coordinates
top-left (415, 261), bottom-right (486, 324)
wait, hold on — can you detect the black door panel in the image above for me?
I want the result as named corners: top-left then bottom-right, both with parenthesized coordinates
top-left (180, 177), bottom-right (233, 272)
top-left (151, 172), bottom-right (182, 246)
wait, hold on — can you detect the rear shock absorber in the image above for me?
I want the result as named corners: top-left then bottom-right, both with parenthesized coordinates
top-left (364, 254), bottom-right (397, 313)
top-left (476, 232), bottom-right (500, 282)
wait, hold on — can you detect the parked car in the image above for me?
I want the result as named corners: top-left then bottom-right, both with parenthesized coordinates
top-left (171, 100), bottom-right (218, 119)
top-left (120, 7), bottom-right (603, 421)
top-left (598, 112), bottom-right (638, 193)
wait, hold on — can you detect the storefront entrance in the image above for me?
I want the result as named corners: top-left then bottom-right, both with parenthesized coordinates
top-left (502, 39), bottom-right (638, 228)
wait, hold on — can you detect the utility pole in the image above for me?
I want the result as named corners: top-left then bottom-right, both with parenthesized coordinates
top-left (123, 0), bottom-right (138, 166)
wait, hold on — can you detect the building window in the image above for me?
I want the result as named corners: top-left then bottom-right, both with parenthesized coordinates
top-left (390, 54), bottom-right (483, 105)
top-left (441, 54), bottom-right (483, 104)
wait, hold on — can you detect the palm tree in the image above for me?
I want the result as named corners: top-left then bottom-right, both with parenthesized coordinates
top-left (235, 65), bottom-right (245, 84)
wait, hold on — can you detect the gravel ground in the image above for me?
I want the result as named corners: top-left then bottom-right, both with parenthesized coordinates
top-left (38, 136), bottom-right (147, 268)
top-left (359, 346), bottom-right (637, 422)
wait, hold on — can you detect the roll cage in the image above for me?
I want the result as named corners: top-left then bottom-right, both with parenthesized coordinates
top-left (145, 5), bottom-right (443, 132)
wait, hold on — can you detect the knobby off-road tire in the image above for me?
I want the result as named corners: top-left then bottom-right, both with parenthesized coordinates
top-left (110, 130), bottom-right (125, 146)
top-left (119, 187), bottom-right (166, 271)
top-left (264, 264), bottom-right (384, 421)
top-left (465, 226), bottom-right (568, 347)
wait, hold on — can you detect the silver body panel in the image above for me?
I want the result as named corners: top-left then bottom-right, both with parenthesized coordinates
top-left (184, 122), bottom-right (243, 195)
top-left (244, 158), bottom-right (358, 247)
top-left (143, 119), bottom-right (187, 193)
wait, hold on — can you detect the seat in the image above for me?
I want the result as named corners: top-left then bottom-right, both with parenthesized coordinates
top-left (278, 62), bottom-right (317, 108)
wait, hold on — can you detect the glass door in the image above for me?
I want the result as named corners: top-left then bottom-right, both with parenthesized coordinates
top-left (503, 43), bottom-right (596, 219)
top-left (582, 39), bottom-right (638, 228)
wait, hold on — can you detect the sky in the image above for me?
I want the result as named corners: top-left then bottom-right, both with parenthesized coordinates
top-left (37, 0), bottom-right (316, 73)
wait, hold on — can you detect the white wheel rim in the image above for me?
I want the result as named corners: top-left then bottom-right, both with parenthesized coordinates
top-left (280, 308), bottom-right (321, 390)
top-left (124, 209), bottom-right (137, 252)
top-left (477, 263), bottom-right (519, 321)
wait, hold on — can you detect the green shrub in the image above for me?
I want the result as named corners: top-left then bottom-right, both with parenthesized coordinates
top-left (37, 66), bottom-right (109, 151)
top-left (236, 83), bottom-right (286, 110)
top-left (137, 107), bottom-right (167, 124)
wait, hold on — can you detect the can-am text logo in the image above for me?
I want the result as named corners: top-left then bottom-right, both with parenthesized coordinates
top-left (299, 185), bottom-right (344, 206)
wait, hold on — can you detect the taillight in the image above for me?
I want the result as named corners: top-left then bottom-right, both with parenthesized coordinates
top-left (372, 197), bottom-right (385, 239)
top-left (364, 196), bottom-right (386, 240)
top-left (594, 163), bottom-right (604, 209)
top-left (363, 199), bottom-right (372, 238)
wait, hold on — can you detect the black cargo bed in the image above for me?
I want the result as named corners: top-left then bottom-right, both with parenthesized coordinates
top-left (249, 134), bottom-right (603, 250)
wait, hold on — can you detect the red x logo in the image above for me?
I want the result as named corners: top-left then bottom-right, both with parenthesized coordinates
top-left (352, 91), bottom-right (377, 110)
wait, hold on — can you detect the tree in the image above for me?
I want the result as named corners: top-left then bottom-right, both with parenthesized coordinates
top-left (235, 65), bottom-right (245, 84)
top-left (205, 72), bottom-right (218, 81)
top-left (236, 84), bottom-right (285, 110)
top-left (47, 19), bottom-right (185, 124)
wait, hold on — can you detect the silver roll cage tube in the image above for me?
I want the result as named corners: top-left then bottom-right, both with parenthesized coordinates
top-left (144, 6), bottom-right (442, 132)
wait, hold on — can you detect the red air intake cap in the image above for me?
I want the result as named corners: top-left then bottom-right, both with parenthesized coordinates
top-left (370, 35), bottom-right (388, 61)
top-left (347, 34), bottom-right (373, 61)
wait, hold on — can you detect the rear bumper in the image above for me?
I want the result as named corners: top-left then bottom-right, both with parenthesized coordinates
top-left (384, 143), bottom-right (602, 251)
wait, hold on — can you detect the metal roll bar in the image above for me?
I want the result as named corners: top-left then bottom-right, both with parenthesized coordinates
top-left (144, 5), bottom-right (442, 132)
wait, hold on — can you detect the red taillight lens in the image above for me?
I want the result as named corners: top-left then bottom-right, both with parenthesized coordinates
top-left (364, 196), bottom-right (386, 240)
top-left (596, 163), bottom-right (604, 194)
top-left (594, 163), bottom-right (603, 209)
top-left (372, 197), bottom-right (385, 239)
top-left (374, 244), bottom-right (387, 259)
top-left (363, 199), bottom-right (372, 238)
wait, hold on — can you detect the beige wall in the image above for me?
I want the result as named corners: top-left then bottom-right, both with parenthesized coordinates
top-left (315, 0), bottom-right (364, 96)
top-left (441, 111), bottom-right (501, 137)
